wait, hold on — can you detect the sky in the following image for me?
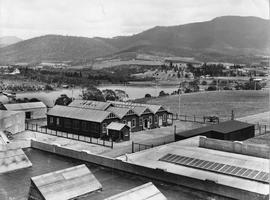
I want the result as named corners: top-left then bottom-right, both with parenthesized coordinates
top-left (0, 0), bottom-right (269, 39)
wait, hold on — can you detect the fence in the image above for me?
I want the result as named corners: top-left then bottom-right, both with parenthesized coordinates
top-left (25, 123), bottom-right (113, 148)
top-left (131, 140), bottom-right (171, 153)
top-left (254, 123), bottom-right (270, 136)
top-left (170, 113), bottom-right (229, 124)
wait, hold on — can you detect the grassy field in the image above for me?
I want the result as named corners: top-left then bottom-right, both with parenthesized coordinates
top-left (146, 90), bottom-right (269, 119)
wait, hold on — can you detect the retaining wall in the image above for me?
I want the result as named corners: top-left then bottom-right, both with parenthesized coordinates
top-left (199, 137), bottom-right (270, 159)
top-left (30, 140), bottom-right (268, 200)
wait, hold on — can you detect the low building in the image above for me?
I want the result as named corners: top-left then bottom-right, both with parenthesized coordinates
top-left (0, 110), bottom-right (25, 134)
top-left (28, 164), bottom-right (102, 200)
top-left (175, 120), bottom-right (255, 141)
top-left (1, 102), bottom-right (47, 121)
top-left (107, 122), bottom-right (130, 142)
top-left (164, 57), bottom-right (202, 69)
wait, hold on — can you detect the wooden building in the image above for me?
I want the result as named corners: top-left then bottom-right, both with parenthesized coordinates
top-left (175, 120), bottom-right (255, 141)
top-left (107, 122), bottom-right (130, 142)
top-left (1, 102), bottom-right (47, 121)
top-left (47, 105), bottom-right (119, 138)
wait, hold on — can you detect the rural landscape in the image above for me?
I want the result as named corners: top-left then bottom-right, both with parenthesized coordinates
top-left (0, 0), bottom-right (269, 200)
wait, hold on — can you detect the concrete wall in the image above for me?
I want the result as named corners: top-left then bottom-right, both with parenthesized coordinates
top-left (199, 137), bottom-right (270, 159)
top-left (30, 107), bottom-right (47, 119)
top-left (0, 140), bottom-right (31, 150)
top-left (30, 140), bottom-right (268, 200)
top-left (0, 111), bottom-right (25, 134)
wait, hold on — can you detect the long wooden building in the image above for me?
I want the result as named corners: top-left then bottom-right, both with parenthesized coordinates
top-left (47, 100), bottom-right (172, 138)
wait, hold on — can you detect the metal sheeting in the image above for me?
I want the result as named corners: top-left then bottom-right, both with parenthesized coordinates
top-left (106, 107), bottom-right (132, 118)
top-left (68, 100), bottom-right (111, 111)
top-left (47, 105), bottom-right (112, 123)
top-left (104, 182), bottom-right (167, 200)
top-left (4, 102), bottom-right (46, 110)
top-left (107, 122), bottom-right (129, 131)
top-left (31, 164), bottom-right (102, 200)
top-left (0, 149), bottom-right (32, 174)
top-left (159, 154), bottom-right (270, 184)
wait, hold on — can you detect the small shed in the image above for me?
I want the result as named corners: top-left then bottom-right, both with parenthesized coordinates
top-left (175, 120), bottom-right (255, 141)
top-left (107, 122), bottom-right (130, 142)
top-left (2, 102), bottom-right (47, 120)
top-left (28, 164), bottom-right (102, 200)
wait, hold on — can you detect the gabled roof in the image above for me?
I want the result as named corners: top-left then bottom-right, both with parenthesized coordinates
top-left (68, 100), bottom-right (111, 111)
top-left (31, 164), bottom-right (102, 200)
top-left (4, 102), bottom-right (46, 110)
top-left (107, 122), bottom-right (130, 131)
top-left (104, 182), bottom-right (167, 200)
top-left (47, 105), bottom-right (116, 123)
top-left (106, 107), bottom-right (135, 119)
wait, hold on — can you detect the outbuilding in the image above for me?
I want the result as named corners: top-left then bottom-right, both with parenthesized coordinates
top-left (1, 102), bottom-right (47, 121)
top-left (106, 122), bottom-right (130, 142)
top-left (175, 120), bottom-right (255, 141)
top-left (0, 110), bottom-right (25, 134)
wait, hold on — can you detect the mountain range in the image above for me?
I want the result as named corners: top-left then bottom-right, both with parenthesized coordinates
top-left (0, 16), bottom-right (269, 64)
top-left (0, 36), bottom-right (22, 48)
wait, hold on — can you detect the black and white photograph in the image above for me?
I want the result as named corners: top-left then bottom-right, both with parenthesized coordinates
top-left (0, 0), bottom-right (269, 199)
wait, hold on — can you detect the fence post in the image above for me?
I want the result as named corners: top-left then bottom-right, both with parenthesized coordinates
top-left (111, 140), bottom-right (113, 149)
top-left (151, 144), bottom-right (154, 148)
top-left (194, 115), bottom-right (196, 122)
top-left (36, 124), bottom-right (37, 132)
top-left (132, 141), bottom-right (134, 153)
top-left (56, 130), bottom-right (58, 136)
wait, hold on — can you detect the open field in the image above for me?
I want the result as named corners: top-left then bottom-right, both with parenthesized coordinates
top-left (146, 90), bottom-right (269, 119)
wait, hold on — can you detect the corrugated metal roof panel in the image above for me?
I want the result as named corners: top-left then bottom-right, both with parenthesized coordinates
top-left (47, 105), bottom-right (112, 123)
top-left (0, 110), bottom-right (23, 120)
top-left (68, 100), bottom-right (111, 110)
top-left (107, 122), bottom-right (129, 131)
top-left (4, 102), bottom-right (46, 110)
top-left (107, 107), bottom-right (132, 118)
top-left (31, 164), bottom-right (102, 200)
top-left (104, 182), bottom-right (167, 200)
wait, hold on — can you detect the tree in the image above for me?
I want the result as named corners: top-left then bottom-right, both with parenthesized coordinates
top-left (44, 84), bottom-right (53, 91)
top-left (55, 94), bottom-right (72, 106)
top-left (207, 86), bottom-right (217, 91)
top-left (102, 89), bottom-right (118, 101)
top-left (201, 80), bottom-right (207, 85)
top-left (81, 86), bottom-right (105, 101)
top-left (159, 91), bottom-right (168, 97)
top-left (145, 93), bottom-right (151, 98)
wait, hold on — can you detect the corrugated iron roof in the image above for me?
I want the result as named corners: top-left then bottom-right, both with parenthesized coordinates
top-left (47, 105), bottom-right (113, 123)
top-left (68, 100), bottom-right (111, 110)
top-left (4, 102), bottom-right (46, 110)
top-left (0, 149), bottom-right (32, 174)
top-left (104, 182), bottom-right (167, 200)
top-left (31, 164), bottom-right (102, 200)
top-left (107, 122), bottom-right (129, 131)
top-left (107, 107), bottom-right (132, 118)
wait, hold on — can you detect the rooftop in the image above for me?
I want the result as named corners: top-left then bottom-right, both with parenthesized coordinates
top-left (118, 136), bottom-right (269, 196)
top-left (68, 100), bottom-right (111, 111)
top-left (104, 182), bottom-right (167, 200)
top-left (0, 110), bottom-right (23, 120)
top-left (107, 122), bottom-right (130, 131)
top-left (31, 164), bottom-right (102, 200)
top-left (4, 102), bottom-right (46, 110)
top-left (47, 105), bottom-right (114, 123)
top-left (176, 120), bottom-right (254, 138)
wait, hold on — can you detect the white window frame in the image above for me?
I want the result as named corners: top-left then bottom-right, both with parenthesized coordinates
top-left (131, 118), bottom-right (136, 128)
top-left (56, 117), bottom-right (60, 126)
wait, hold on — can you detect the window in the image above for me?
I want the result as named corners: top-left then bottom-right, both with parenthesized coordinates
top-left (26, 112), bottom-right (31, 119)
top-left (64, 119), bottom-right (71, 128)
top-left (155, 115), bottom-right (158, 123)
top-left (49, 116), bottom-right (54, 124)
top-left (149, 116), bottom-right (152, 124)
top-left (139, 117), bottom-right (143, 126)
top-left (82, 121), bottom-right (88, 131)
top-left (163, 114), bottom-right (166, 122)
top-left (102, 123), bottom-right (107, 133)
top-left (131, 118), bottom-right (136, 127)
top-left (123, 120), bottom-right (127, 124)
top-left (56, 118), bottom-right (60, 126)
top-left (73, 120), bottom-right (80, 130)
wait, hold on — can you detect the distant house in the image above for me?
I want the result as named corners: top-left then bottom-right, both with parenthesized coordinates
top-left (1, 102), bottom-right (47, 121)
top-left (164, 57), bottom-right (202, 69)
top-left (107, 122), bottom-right (130, 142)
top-left (175, 120), bottom-right (255, 141)
top-left (47, 100), bottom-right (172, 139)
